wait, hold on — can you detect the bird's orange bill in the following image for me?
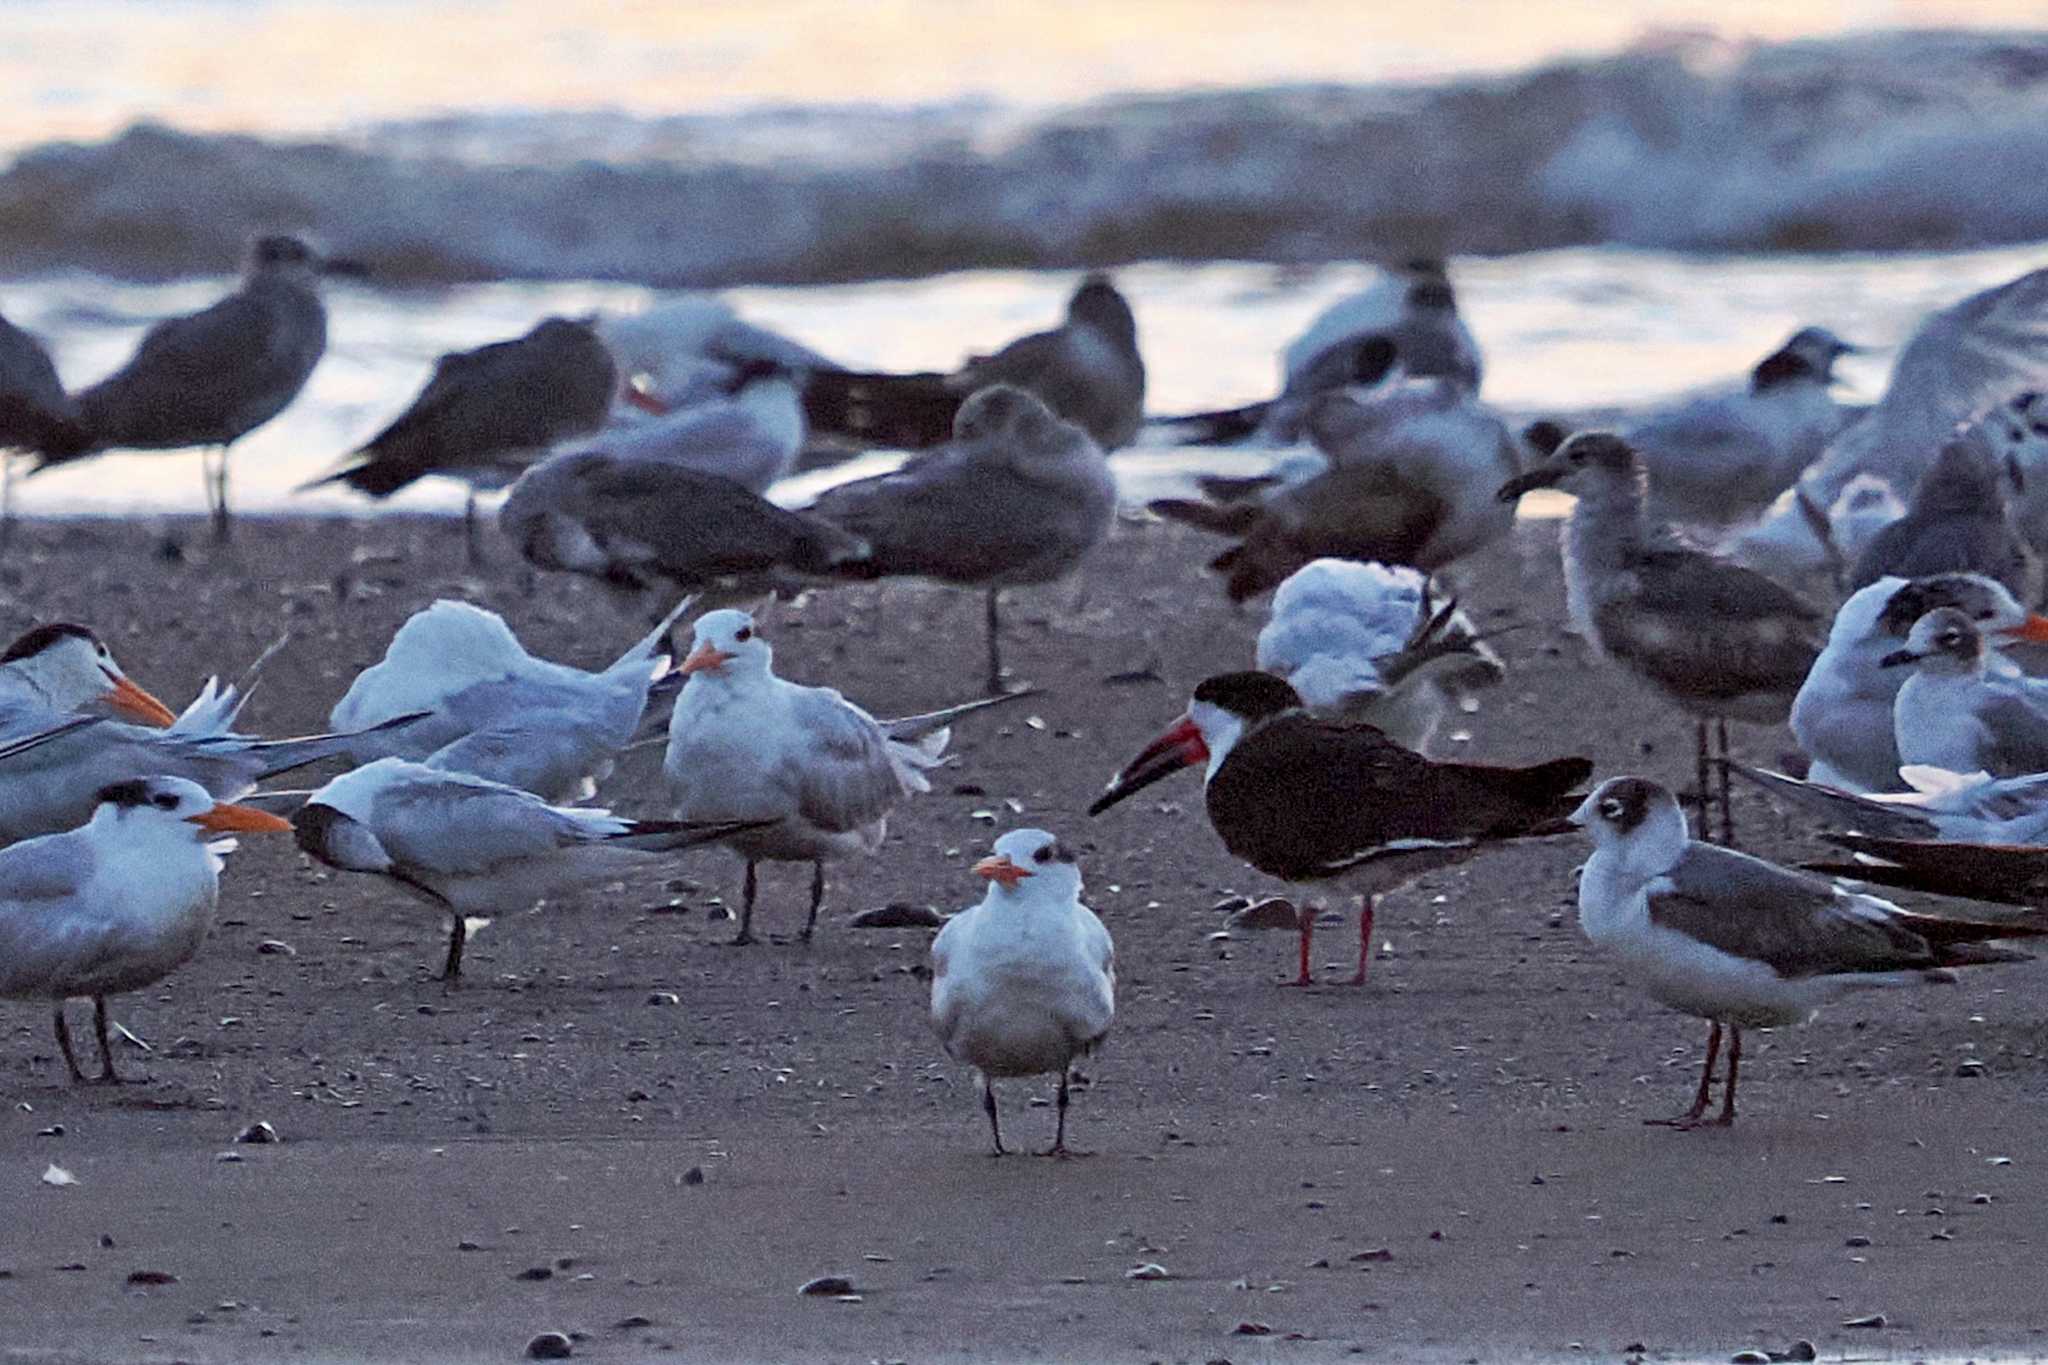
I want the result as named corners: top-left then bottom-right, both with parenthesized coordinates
top-left (1997, 615), bottom-right (2048, 644)
top-left (679, 641), bottom-right (735, 675)
top-left (973, 854), bottom-right (1033, 888)
top-left (107, 675), bottom-right (178, 727)
top-left (1089, 714), bottom-right (1209, 816)
top-left (188, 803), bottom-right (295, 834)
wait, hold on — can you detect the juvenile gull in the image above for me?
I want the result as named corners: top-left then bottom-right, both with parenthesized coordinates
top-left (308, 316), bottom-right (616, 561)
top-left (1499, 431), bottom-right (1823, 843)
top-left (1883, 607), bottom-right (2048, 778)
top-left (930, 828), bottom-right (1114, 1156)
top-left (1847, 426), bottom-right (2040, 601)
top-left (804, 384), bottom-right (1116, 693)
top-left (1090, 671), bottom-right (1589, 987)
top-left (1570, 775), bottom-right (2039, 1128)
top-left (292, 758), bottom-right (761, 982)
top-left (803, 274), bottom-right (1145, 452)
top-left (0, 776), bottom-right (290, 1082)
top-left (34, 235), bottom-right (349, 541)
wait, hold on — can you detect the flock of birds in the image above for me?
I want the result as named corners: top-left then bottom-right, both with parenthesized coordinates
top-left (4, 241), bottom-right (2048, 1151)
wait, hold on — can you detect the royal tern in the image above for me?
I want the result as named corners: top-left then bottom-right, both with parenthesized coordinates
top-left (1089, 671), bottom-right (1589, 986)
top-left (0, 623), bottom-right (178, 730)
top-left (307, 316), bottom-right (616, 561)
top-left (930, 828), bottom-right (1114, 1156)
top-left (1283, 259), bottom-right (1483, 394)
top-left (1254, 559), bottom-right (1502, 753)
top-left (1627, 326), bottom-right (1860, 528)
top-left (1735, 762), bottom-right (2048, 845)
top-left (804, 384), bottom-right (1116, 693)
top-left (0, 776), bottom-right (291, 1082)
top-left (31, 235), bottom-right (354, 541)
top-left (1790, 574), bottom-right (2048, 792)
top-left (330, 596), bottom-right (693, 804)
top-left (1882, 607), bottom-right (2048, 778)
top-left (803, 274), bottom-right (1145, 452)
top-left (1499, 431), bottom-right (1822, 844)
top-left (1570, 775), bottom-right (2039, 1128)
top-left (662, 608), bottom-right (1014, 945)
top-left (586, 358), bottom-right (803, 494)
top-left (501, 448), bottom-right (866, 598)
top-left (1847, 427), bottom-right (2040, 600)
top-left (292, 758), bottom-right (763, 982)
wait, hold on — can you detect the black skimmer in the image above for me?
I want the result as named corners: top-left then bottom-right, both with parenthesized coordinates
top-left (1088, 670), bottom-right (1590, 986)
top-left (1499, 430), bottom-right (1823, 844)
top-left (1572, 775), bottom-right (2042, 1128)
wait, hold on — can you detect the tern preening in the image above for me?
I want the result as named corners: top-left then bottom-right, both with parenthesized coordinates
top-left (291, 758), bottom-right (765, 982)
top-left (585, 358), bottom-right (803, 494)
top-left (1790, 574), bottom-right (2048, 792)
top-left (330, 596), bottom-right (693, 804)
top-left (803, 274), bottom-right (1145, 453)
top-left (663, 608), bottom-right (1018, 945)
top-left (804, 384), bottom-right (1117, 694)
top-left (597, 296), bottom-right (836, 421)
top-left (1090, 671), bottom-right (1590, 986)
top-left (1570, 775), bottom-right (2041, 1128)
top-left (30, 235), bottom-right (354, 541)
top-left (308, 316), bottom-right (617, 562)
top-left (1500, 431), bottom-right (1822, 844)
top-left (930, 829), bottom-right (1114, 1156)
top-left (0, 776), bottom-right (291, 1083)
top-left (1626, 326), bottom-right (1859, 529)
top-left (1882, 607), bottom-right (2048, 778)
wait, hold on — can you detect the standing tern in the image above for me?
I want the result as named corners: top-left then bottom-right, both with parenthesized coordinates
top-left (330, 596), bottom-right (693, 804)
top-left (307, 316), bottom-right (616, 562)
top-left (803, 274), bottom-right (1145, 453)
top-left (930, 828), bottom-right (1114, 1156)
top-left (1882, 607), bottom-right (2048, 778)
top-left (1846, 427), bottom-right (2040, 600)
top-left (31, 235), bottom-right (355, 541)
top-left (1499, 432), bottom-right (1822, 844)
top-left (1254, 558), bottom-right (1502, 753)
top-left (0, 776), bottom-right (291, 1083)
top-left (804, 384), bottom-right (1117, 694)
top-left (1570, 776), bottom-right (2040, 1128)
top-left (292, 758), bottom-right (765, 982)
top-left (662, 608), bottom-right (1019, 945)
top-left (1089, 672), bottom-right (1590, 987)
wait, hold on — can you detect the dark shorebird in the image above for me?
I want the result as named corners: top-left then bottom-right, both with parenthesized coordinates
top-left (1499, 431), bottom-right (1823, 844)
top-left (0, 309), bottom-right (89, 537)
top-left (803, 274), bottom-right (1144, 453)
top-left (32, 235), bottom-right (352, 541)
top-left (804, 384), bottom-right (1117, 694)
top-left (308, 316), bottom-right (616, 562)
top-left (1089, 671), bottom-right (1590, 987)
top-left (1572, 775), bottom-right (2041, 1128)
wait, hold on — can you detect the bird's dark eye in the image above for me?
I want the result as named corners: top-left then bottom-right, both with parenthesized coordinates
top-left (735, 627), bottom-right (753, 642)
top-left (152, 792), bottom-right (178, 810)
top-left (1033, 845), bottom-right (1052, 863)
top-left (1600, 798), bottom-right (1623, 819)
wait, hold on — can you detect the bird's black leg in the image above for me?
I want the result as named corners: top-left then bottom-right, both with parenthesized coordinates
top-left (1, 453), bottom-right (15, 547)
top-left (464, 490), bottom-right (484, 567)
top-left (1042, 1070), bottom-right (1074, 1157)
top-left (1716, 718), bottom-right (1735, 846)
top-left (439, 911), bottom-right (467, 985)
top-left (211, 445), bottom-right (234, 543)
top-left (1648, 1019), bottom-right (1720, 1128)
top-left (1715, 1026), bottom-right (1742, 1126)
top-left (1693, 720), bottom-right (1714, 843)
top-left (982, 1074), bottom-right (1005, 1156)
top-left (984, 586), bottom-right (1005, 695)
top-left (52, 1004), bottom-right (86, 1084)
top-left (91, 997), bottom-right (120, 1084)
top-left (732, 861), bottom-right (758, 946)
top-left (800, 860), bottom-right (824, 945)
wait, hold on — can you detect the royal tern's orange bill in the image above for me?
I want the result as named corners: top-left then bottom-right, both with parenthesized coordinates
top-left (108, 675), bottom-right (178, 727)
top-left (972, 853), bottom-right (1032, 887)
top-left (679, 641), bottom-right (735, 675)
top-left (188, 803), bottom-right (295, 834)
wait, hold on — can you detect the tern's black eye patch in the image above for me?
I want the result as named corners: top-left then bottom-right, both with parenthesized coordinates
top-left (93, 779), bottom-right (154, 810)
top-left (735, 626), bottom-right (753, 642)
top-left (152, 792), bottom-right (180, 811)
top-left (1032, 845), bottom-right (1052, 864)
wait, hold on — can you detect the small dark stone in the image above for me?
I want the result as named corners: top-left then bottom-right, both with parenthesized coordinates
top-left (36, 1124), bottom-right (63, 1137)
top-left (952, 783), bottom-right (987, 796)
top-left (681, 1166), bottom-right (705, 1186)
top-left (848, 903), bottom-right (947, 929)
top-left (614, 1315), bottom-right (656, 1330)
top-left (457, 1241), bottom-right (481, 1252)
top-left (1233, 1322), bottom-right (1272, 1336)
top-left (1777, 1343), bottom-right (1817, 1362)
top-left (126, 1270), bottom-right (177, 1286)
top-left (799, 1275), bottom-right (855, 1296)
top-left (514, 1267), bottom-right (554, 1282)
top-left (1767, 1213), bottom-right (1787, 1224)
top-left (1845, 1235), bottom-right (1871, 1248)
top-left (1349, 1248), bottom-right (1394, 1263)
top-left (526, 1330), bottom-right (573, 1359)
top-left (97, 1235), bottom-right (114, 1249)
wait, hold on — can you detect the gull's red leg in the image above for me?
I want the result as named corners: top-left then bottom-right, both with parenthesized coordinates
top-left (1280, 910), bottom-right (1315, 987)
top-left (1647, 1019), bottom-right (1721, 1128)
top-left (1346, 895), bottom-right (1377, 986)
top-left (1711, 1026), bottom-right (1741, 1126)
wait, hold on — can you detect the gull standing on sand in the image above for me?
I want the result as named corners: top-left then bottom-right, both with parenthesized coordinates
top-left (1499, 432), bottom-right (1823, 844)
top-left (0, 776), bottom-right (291, 1083)
top-left (931, 828), bottom-right (1114, 1156)
top-left (1090, 671), bottom-right (1589, 987)
top-left (663, 608), bottom-right (1014, 945)
top-left (31, 235), bottom-right (351, 541)
top-left (1570, 775), bottom-right (2040, 1128)
top-left (804, 384), bottom-right (1117, 694)
top-left (501, 449), bottom-right (867, 598)
top-left (0, 309), bottom-right (89, 535)
top-left (292, 759), bottom-right (762, 982)
top-left (1846, 427), bottom-right (2040, 600)
top-left (1626, 326), bottom-right (1860, 528)
top-left (1254, 558), bottom-right (1502, 753)
top-left (308, 316), bottom-right (617, 561)
top-left (1790, 574), bottom-right (2048, 792)
top-left (1883, 607), bottom-right (2048, 778)
top-left (803, 274), bottom-right (1145, 452)
top-left (330, 596), bottom-right (694, 804)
